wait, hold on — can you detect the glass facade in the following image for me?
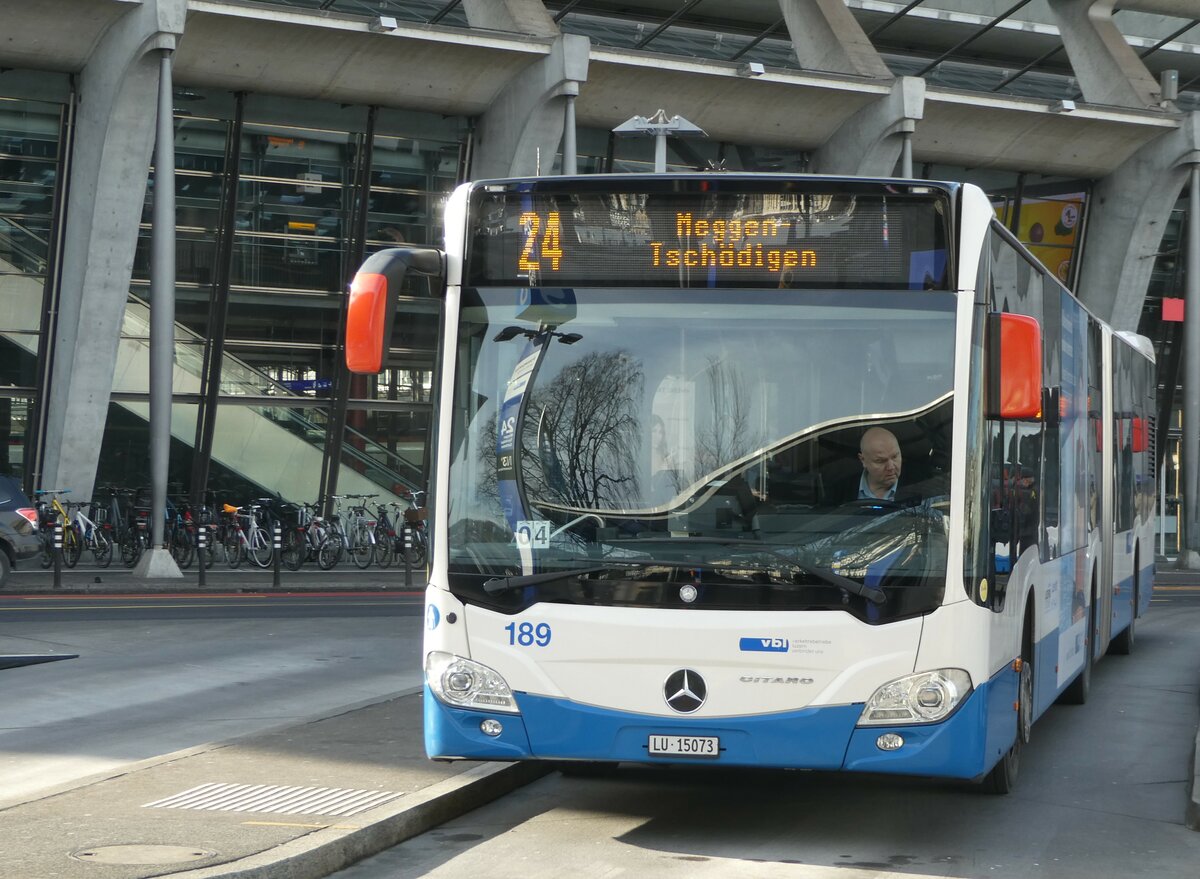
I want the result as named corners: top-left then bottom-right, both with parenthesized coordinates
top-left (0, 86), bottom-right (66, 483)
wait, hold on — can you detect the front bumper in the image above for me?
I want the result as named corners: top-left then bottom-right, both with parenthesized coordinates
top-left (424, 661), bottom-right (1019, 780)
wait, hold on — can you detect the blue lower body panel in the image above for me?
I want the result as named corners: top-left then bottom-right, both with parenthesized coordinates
top-left (426, 664), bottom-right (1019, 780)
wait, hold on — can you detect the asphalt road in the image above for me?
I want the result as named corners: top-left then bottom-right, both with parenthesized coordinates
top-left (0, 591), bottom-right (423, 807)
top-left (334, 587), bottom-right (1200, 879)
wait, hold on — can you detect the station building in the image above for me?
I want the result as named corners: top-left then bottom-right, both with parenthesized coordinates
top-left (0, 0), bottom-right (1197, 551)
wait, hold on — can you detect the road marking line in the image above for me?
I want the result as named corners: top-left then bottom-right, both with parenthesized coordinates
top-left (241, 821), bottom-right (360, 829)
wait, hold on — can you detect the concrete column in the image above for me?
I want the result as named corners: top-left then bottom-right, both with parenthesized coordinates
top-left (462, 0), bottom-right (559, 37)
top-left (1073, 114), bottom-right (1200, 331)
top-left (563, 94), bottom-right (578, 175)
top-left (810, 77), bottom-right (924, 176)
top-left (39, 0), bottom-right (185, 500)
top-left (1046, 0), bottom-right (1167, 110)
top-left (470, 34), bottom-right (589, 179)
top-left (1181, 164), bottom-right (1200, 568)
top-left (777, 0), bottom-right (892, 79)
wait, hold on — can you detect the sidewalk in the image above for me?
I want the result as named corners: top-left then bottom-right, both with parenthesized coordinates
top-left (0, 688), bottom-right (546, 879)
top-left (1, 567), bottom-right (552, 879)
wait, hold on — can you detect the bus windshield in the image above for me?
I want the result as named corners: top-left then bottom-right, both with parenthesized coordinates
top-left (446, 287), bottom-right (956, 623)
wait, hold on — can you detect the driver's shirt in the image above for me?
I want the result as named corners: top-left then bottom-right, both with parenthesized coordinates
top-left (858, 473), bottom-right (897, 501)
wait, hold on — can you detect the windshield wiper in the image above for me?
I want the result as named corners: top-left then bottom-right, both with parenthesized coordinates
top-left (605, 536), bottom-right (886, 605)
top-left (483, 558), bottom-right (722, 595)
top-left (483, 565), bottom-right (614, 595)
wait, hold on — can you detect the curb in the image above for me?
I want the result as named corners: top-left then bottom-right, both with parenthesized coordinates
top-left (167, 761), bottom-right (551, 879)
top-left (1189, 725), bottom-right (1200, 832)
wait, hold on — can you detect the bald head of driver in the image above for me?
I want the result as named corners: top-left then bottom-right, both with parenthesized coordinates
top-left (859, 427), bottom-right (902, 498)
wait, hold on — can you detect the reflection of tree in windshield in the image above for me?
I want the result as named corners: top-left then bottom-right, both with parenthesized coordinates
top-left (477, 350), bottom-right (646, 511)
top-left (527, 351), bottom-right (644, 508)
top-left (694, 357), bottom-right (763, 478)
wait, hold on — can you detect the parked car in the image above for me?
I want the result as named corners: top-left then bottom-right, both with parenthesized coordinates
top-left (0, 475), bottom-right (39, 586)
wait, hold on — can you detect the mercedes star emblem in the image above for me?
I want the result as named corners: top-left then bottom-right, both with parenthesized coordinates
top-left (679, 584), bottom-right (698, 603)
top-left (664, 668), bottom-right (707, 713)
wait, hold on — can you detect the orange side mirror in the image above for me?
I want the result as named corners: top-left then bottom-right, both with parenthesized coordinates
top-left (344, 247), bottom-right (444, 375)
top-left (346, 272), bottom-right (389, 374)
top-left (986, 312), bottom-right (1042, 420)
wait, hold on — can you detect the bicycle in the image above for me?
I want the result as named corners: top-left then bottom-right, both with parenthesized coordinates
top-left (219, 500), bottom-right (273, 568)
top-left (398, 489), bottom-right (428, 568)
top-left (68, 499), bottom-right (113, 568)
top-left (317, 494), bottom-right (378, 570)
top-left (281, 501), bottom-right (328, 571)
top-left (372, 503), bottom-right (398, 569)
top-left (345, 494), bottom-right (378, 569)
top-left (34, 489), bottom-right (82, 568)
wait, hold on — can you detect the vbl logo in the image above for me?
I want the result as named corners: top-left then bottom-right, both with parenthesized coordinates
top-left (739, 637), bottom-right (789, 653)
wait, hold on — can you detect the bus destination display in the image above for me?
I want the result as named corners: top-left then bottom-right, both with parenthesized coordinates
top-left (467, 185), bottom-right (949, 289)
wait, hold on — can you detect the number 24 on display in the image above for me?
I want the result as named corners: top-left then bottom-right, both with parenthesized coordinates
top-left (519, 211), bottom-right (563, 272)
top-left (505, 621), bottom-right (552, 647)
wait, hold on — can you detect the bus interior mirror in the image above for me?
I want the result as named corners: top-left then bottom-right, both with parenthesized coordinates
top-left (985, 312), bottom-right (1042, 420)
top-left (346, 246), bottom-right (446, 374)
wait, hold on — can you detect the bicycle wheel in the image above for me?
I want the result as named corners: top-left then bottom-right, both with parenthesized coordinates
top-left (317, 534), bottom-right (342, 570)
top-left (224, 530), bottom-right (244, 569)
top-left (120, 528), bottom-right (142, 567)
top-left (248, 527), bottom-right (274, 568)
top-left (373, 525), bottom-right (394, 569)
top-left (281, 528), bottom-right (305, 571)
top-left (401, 527), bottom-right (427, 568)
top-left (62, 525), bottom-right (82, 568)
top-left (92, 529), bottom-right (113, 568)
top-left (351, 523), bottom-right (374, 569)
top-left (39, 533), bottom-right (53, 569)
top-left (171, 528), bottom-right (194, 569)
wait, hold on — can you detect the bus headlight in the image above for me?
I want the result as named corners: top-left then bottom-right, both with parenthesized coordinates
top-left (857, 669), bottom-right (972, 726)
top-left (425, 651), bottom-right (520, 714)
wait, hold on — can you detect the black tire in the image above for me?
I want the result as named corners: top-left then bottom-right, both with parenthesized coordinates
top-left (374, 526), bottom-right (394, 569)
top-left (351, 524), bottom-right (374, 569)
top-left (281, 529), bottom-right (305, 571)
top-left (40, 533), bottom-right (53, 569)
top-left (93, 529), bottom-right (113, 568)
top-left (248, 528), bottom-right (274, 568)
top-left (317, 535), bottom-right (342, 570)
top-left (0, 549), bottom-right (11, 587)
top-left (171, 529), bottom-right (194, 569)
top-left (62, 526), bottom-right (82, 568)
top-left (1111, 559), bottom-right (1138, 656)
top-left (224, 531), bottom-right (244, 569)
top-left (120, 529), bottom-right (142, 567)
top-left (1060, 592), bottom-right (1094, 705)
top-left (403, 529), bottom-right (428, 568)
top-left (982, 626), bottom-right (1033, 794)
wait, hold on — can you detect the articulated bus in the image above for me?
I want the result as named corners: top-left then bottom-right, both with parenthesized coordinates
top-left (346, 175), bottom-right (1155, 793)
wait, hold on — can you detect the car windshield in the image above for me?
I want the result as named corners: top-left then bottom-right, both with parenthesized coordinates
top-left (446, 287), bottom-right (956, 623)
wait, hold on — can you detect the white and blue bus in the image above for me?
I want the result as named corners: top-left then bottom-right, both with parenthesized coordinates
top-left (347, 175), bottom-right (1155, 792)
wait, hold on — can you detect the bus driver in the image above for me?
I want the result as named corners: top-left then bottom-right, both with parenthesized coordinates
top-left (858, 426), bottom-right (902, 501)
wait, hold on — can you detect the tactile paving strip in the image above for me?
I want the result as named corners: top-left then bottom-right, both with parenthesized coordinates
top-left (143, 782), bottom-right (403, 817)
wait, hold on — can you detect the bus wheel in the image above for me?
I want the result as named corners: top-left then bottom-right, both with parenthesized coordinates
top-left (1110, 557), bottom-right (1137, 656)
top-left (1059, 590), bottom-right (1094, 705)
top-left (982, 645), bottom-right (1032, 795)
